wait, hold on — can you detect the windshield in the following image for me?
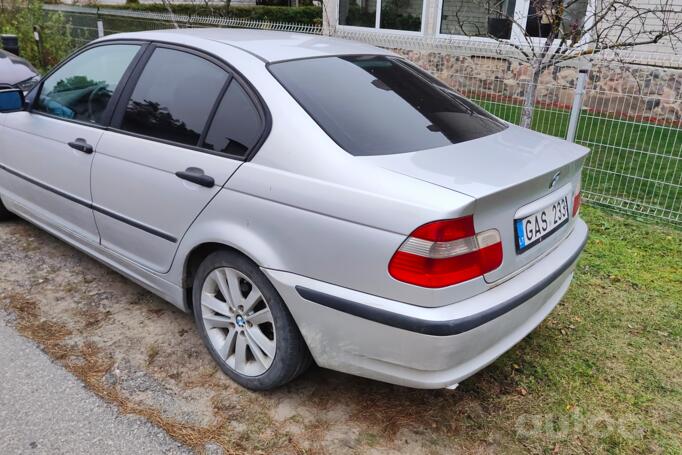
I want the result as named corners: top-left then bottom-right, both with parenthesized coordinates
top-left (269, 55), bottom-right (507, 156)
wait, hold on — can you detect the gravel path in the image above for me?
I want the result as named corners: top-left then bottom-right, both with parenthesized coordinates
top-left (0, 318), bottom-right (192, 455)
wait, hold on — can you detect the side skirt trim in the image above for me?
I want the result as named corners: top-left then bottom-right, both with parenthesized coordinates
top-left (0, 163), bottom-right (177, 243)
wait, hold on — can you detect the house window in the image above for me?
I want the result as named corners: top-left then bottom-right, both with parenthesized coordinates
top-left (440, 0), bottom-right (516, 38)
top-left (339, 0), bottom-right (424, 31)
top-left (439, 0), bottom-right (588, 40)
top-left (339, 0), bottom-right (377, 27)
top-left (525, 0), bottom-right (589, 38)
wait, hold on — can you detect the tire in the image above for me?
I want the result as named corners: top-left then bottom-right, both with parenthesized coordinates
top-left (192, 250), bottom-right (311, 390)
top-left (0, 197), bottom-right (14, 221)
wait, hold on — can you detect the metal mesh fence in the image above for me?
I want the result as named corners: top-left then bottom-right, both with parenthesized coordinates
top-left (577, 75), bottom-right (681, 224)
top-left (39, 5), bottom-right (682, 227)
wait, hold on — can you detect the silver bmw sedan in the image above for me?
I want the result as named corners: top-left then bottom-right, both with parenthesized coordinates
top-left (0, 29), bottom-right (588, 390)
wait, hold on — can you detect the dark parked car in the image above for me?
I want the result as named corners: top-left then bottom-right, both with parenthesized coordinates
top-left (0, 49), bottom-right (40, 92)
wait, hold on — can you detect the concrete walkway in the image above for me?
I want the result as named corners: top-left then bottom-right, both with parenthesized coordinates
top-left (0, 319), bottom-right (192, 455)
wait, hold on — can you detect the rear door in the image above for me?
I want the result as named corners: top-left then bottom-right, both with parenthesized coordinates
top-left (91, 45), bottom-right (266, 273)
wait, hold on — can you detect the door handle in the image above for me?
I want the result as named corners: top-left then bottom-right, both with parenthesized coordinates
top-left (68, 138), bottom-right (94, 154)
top-left (175, 167), bottom-right (215, 188)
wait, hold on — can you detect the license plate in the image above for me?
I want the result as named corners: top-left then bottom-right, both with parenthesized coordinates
top-left (515, 196), bottom-right (569, 253)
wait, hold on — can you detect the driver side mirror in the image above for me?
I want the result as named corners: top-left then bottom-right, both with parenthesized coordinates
top-left (0, 88), bottom-right (26, 113)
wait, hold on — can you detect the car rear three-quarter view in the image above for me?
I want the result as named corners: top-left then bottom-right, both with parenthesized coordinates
top-left (0, 29), bottom-right (588, 391)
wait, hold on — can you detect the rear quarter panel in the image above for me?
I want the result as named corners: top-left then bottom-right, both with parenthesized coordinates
top-left (167, 65), bottom-right (490, 307)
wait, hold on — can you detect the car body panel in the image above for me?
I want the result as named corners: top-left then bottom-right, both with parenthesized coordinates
top-left (0, 193), bottom-right (185, 308)
top-left (91, 131), bottom-right (242, 273)
top-left (0, 111), bottom-right (101, 243)
top-left (264, 218), bottom-right (587, 388)
top-left (0, 29), bottom-right (590, 388)
top-left (97, 29), bottom-right (395, 63)
top-left (359, 124), bottom-right (587, 201)
top-left (362, 125), bottom-right (588, 282)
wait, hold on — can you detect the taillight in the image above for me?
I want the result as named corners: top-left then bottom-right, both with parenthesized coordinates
top-left (388, 216), bottom-right (503, 288)
top-left (572, 180), bottom-right (582, 217)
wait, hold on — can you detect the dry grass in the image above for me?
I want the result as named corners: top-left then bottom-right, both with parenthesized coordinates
top-left (146, 343), bottom-right (160, 366)
top-left (2, 292), bottom-right (299, 455)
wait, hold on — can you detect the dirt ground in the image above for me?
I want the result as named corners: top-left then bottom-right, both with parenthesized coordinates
top-left (0, 218), bottom-right (516, 454)
top-left (4, 214), bottom-right (677, 454)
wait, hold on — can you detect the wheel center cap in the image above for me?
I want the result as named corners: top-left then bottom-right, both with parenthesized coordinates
top-left (235, 315), bottom-right (246, 328)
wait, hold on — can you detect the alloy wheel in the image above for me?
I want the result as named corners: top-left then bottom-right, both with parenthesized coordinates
top-left (200, 267), bottom-right (276, 376)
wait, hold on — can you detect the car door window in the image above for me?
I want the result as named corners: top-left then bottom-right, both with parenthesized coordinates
top-left (201, 81), bottom-right (263, 157)
top-left (34, 44), bottom-right (140, 125)
top-left (120, 48), bottom-right (228, 147)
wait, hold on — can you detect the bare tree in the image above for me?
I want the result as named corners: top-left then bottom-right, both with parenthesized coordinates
top-left (160, 0), bottom-right (180, 28)
top-left (446, 0), bottom-right (682, 127)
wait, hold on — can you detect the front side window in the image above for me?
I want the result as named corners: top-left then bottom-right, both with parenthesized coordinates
top-left (201, 82), bottom-right (263, 157)
top-left (339, 0), bottom-right (423, 31)
top-left (35, 44), bottom-right (140, 124)
top-left (120, 48), bottom-right (228, 147)
top-left (270, 55), bottom-right (506, 156)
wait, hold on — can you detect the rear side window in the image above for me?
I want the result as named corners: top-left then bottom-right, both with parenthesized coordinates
top-left (120, 48), bottom-right (228, 147)
top-left (269, 55), bottom-right (506, 156)
top-left (201, 81), bottom-right (262, 157)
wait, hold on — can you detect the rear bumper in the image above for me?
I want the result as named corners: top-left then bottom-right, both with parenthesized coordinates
top-left (264, 218), bottom-right (588, 389)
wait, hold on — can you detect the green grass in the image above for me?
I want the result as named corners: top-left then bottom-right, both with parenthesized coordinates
top-left (477, 101), bottom-right (682, 225)
top-left (463, 206), bottom-right (682, 452)
top-left (317, 206), bottom-right (680, 454)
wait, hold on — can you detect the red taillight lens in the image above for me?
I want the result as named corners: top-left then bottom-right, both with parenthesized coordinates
top-left (410, 216), bottom-right (475, 242)
top-left (572, 181), bottom-right (582, 217)
top-left (388, 216), bottom-right (503, 288)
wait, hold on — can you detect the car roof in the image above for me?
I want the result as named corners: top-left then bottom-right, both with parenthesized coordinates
top-left (98, 28), bottom-right (394, 63)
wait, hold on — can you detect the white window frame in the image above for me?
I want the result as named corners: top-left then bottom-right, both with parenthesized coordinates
top-left (336, 0), bottom-right (430, 35)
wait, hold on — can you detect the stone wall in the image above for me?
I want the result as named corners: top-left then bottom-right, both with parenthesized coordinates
top-left (396, 48), bottom-right (682, 125)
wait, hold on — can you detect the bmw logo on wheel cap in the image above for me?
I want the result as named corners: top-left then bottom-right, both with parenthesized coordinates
top-left (236, 315), bottom-right (246, 328)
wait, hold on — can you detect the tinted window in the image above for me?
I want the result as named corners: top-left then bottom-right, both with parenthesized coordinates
top-left (269, 55), bottom-right (506, 156)
top-left (121, 48), bottom-right (228, 146)
top-left (201, 82), bottom-right (262, 157)
top-left (35, 45), bottom-right (140, 124)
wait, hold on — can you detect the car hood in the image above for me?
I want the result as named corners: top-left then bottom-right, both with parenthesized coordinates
top-left (359, 124), bottom-right (589, 200)
top-left (0, 49), bottom-right (39, 86)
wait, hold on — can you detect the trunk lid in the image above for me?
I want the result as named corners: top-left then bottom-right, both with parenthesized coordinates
top-left (361, 124), bottom-right (589, 283)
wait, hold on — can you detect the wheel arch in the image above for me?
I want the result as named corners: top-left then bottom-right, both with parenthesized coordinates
top-left (167, 192), bottom-right (291, 310)
top-left (182, 242), bottom-right (258, 308)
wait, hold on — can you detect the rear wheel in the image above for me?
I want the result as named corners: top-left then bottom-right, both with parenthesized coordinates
top-left (192, 250), bottom-right (311, 390)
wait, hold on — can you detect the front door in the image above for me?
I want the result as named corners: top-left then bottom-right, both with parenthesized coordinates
top-left (0, 44), bottom-right (142, 244)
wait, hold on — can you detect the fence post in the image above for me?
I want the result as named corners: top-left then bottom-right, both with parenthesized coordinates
top-left (97, 19), bottom-right (104, 39)
top-left (566, 68), bottom-right (589, 143)
top-left (32, 25), bottom-right (44, 69)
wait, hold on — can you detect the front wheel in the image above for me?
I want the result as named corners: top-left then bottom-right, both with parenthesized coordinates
top-left (192, 250), bottom-right (311, 390)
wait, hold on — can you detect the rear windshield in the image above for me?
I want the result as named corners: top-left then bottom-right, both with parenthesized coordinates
top-left (269, 55), bottom-right (507, 156)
